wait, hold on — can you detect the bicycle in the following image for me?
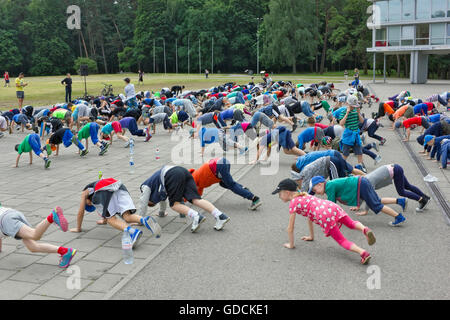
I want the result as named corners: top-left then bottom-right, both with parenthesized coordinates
top-left (101, 83), bottom-right (114, 97)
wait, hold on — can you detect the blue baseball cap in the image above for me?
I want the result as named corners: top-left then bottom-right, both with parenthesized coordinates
top-left (308, 176), bottom-right (326, 195)
top-left (424, 135), bottom-right (435, 147)
top-left (85, 204), bottom-right (96, 212)
top-left (395, 121), bottom-right (402, 129)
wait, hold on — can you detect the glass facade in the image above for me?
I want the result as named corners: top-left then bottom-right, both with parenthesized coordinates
top-left (431, 0), bottom-right (447, 18)
top-left (416, 24), bottom-right (430, 44)
top-left (416, 0), bottom-right (431, 19)
top-left (403, 0), bottom-right (415, 19)
top-left (431, 23), bottom-right (446, 43)
top-left (372, 0), bottom-right (450, 47)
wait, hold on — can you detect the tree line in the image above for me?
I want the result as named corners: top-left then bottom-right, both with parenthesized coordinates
top-left (0, 0), bottom-right (448, 79)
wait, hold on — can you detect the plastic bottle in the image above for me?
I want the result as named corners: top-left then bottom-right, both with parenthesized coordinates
top-left (129, 140), bottom-right (135, 174)
top-left (129, 156), bottom-right (135, 174)
top-left (122, 230), bottom-right (134, 265)
top-left (155, 147), bottom-right (160, 161)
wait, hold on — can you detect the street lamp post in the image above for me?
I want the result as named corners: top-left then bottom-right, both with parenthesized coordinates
top-left (256, 18), bottom-right (263, 75)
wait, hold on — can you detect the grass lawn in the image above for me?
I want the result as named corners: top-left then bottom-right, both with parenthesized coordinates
top-left (0, 72), bottom-right (384, 110)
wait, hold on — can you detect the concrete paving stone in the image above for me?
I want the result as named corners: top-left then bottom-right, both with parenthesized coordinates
top-left (0, 243), bottom-right (19, 258)
top-left (22, 294), bottom-right (64, 300)
top-left (32, 275), bottom-right (92, 300)
top-left (57, 260), bottom-right (114, 280)
top-left (9, 263), bottom-right (63, 284)
top-left (0, 280), bottom-right (40, 299)
top-left (40, 229), bottom-right (82, 243)
top-left (107, 258), bottom-right (145, 275)
top-left (73, 291), bottom-right (105, 300)
top-left (83, 246), bottom-right (124, 264)
top-left (64, 238), bottom-right (106, 252)
top-left (0, 269), bottom-right (18, 282)
top-left (0, 253), bottom-right (42, 270)
top-left (84, 273), bottom-right (124, 293)
top-left (81, 226), bottom-right (121, 240)
top-left (130, 244), bottom-right (160, 259)
top-left (162, 221), bottom-right (188, 234)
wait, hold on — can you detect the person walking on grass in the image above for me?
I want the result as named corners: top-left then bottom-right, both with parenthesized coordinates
top-left (4, 71), bottom-right (10, 87)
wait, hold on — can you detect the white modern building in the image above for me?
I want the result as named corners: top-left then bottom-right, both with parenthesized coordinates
top-left (367, 0), bottom-right (450, 83)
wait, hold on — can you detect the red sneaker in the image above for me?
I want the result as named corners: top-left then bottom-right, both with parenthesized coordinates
top-left (363, 227), bottom-right (376, 246)
top-left (360, 251), bottom-right (372, 265)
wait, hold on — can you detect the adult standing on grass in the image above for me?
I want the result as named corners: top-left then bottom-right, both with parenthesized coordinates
top-left (15, 72), bottom-right (28, 110)
top-left (353, 68), bottom-right (360, 84)
top-left (3, 71), bottom-right (10, 87)
top-left (205, 69), bottom-right (209, 79)
top-left (61, 73), bottom-right (73, 103)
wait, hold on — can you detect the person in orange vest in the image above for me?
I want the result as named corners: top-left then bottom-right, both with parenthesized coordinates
top-left (189, 158), bottom-right (262, 211)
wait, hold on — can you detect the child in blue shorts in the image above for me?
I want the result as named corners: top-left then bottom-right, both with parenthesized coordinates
top-left (48, 127), bottom-right (88, 157)
top-left (14, 133), bottom-right (52, 169)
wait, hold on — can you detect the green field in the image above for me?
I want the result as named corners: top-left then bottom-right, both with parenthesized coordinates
top-left (0, 72), bottom-right (379, 110)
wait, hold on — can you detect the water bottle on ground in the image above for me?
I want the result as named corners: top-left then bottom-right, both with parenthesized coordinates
top-left (155, 147), bottom-right (160, 161)
top-left (129, 156), bottom-right (135, 174)
top-left (129, 139), bottom-right (135, 173)
top-left (122, 230), bottom-right (134, 265)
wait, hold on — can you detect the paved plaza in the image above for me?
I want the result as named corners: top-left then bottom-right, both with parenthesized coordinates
top-left (0, 80), bottom-right (448, 300)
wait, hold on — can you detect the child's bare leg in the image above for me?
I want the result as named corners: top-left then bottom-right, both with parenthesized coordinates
top-left (106, 215), bottom-right (128, 231)
top-left (22, 238), bottom-right (58, 253)
top-left (191, 199), bottom-right (215, 214)
top-left (122, 212), bottom-right (142, 224)
top-left (381, 197), bottom-right (397, 205)
top-left (381, 205), bottom-right (399, 218)
top-left (16, 221), bottom-right (51, 241)
top-left (348, 243), bottom-right (365, 255)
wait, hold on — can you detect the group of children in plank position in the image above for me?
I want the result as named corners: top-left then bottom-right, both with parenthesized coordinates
top-left (0, 79), bottom-right (448, 268)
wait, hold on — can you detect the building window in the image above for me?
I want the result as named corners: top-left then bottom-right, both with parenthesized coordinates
top-left (431, 23), bottom-right (445, 44)
top-left (448, 0), bottom-right (450, 16)
top-left (402, 0), bottom-right (415, 20)
top-left (376, 0), bottom-right (389, 22)
top-left (417, 0), bottom-right (431, 19)
top-left (432, 0), bottom-right (447, 18)
top-left (401, 25), bottom-right (414, 45)
top-left (447, 23), bottom-right (450, 43)
top-left (376, 28), bottom-right (387, 46)
top-left (388, 26), bottom-right (401, 46)
top-left (389, 0), bottom-right (402, 21)
top-left (416, 24), bottom-right (430, 45)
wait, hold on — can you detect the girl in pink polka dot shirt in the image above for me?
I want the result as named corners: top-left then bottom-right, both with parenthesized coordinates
top-left (272, 179), bottom-right (376, 264)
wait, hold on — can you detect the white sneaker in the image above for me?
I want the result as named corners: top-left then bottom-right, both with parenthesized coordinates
top-left (214, 214), bottom-right (230, 231)
top-left (374, 155), bottom-right (382, 165)
top-left (191, 214), bottom-right (206, 233)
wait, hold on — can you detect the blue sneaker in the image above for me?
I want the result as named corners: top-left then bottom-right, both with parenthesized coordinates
top-left (141, 216), bottom-right (162, 238)
top-left (239, 147), bottom-right (249, 155)
top-left (315, 115), bottom-right (324, 123)
top-left (397, 198), bottom-right (408, 212)
top-left (59, 248), bottom-right (77, 268)
top-left (389, 213), bottom-right (406, 227)
top-left (128, 227), bottom-right (143, 249)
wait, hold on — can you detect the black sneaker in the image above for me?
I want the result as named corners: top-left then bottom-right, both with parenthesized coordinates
top-left (416, 196), bottom-right (430, 212)
top-left (250, 197), bottom-right (262, 211)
